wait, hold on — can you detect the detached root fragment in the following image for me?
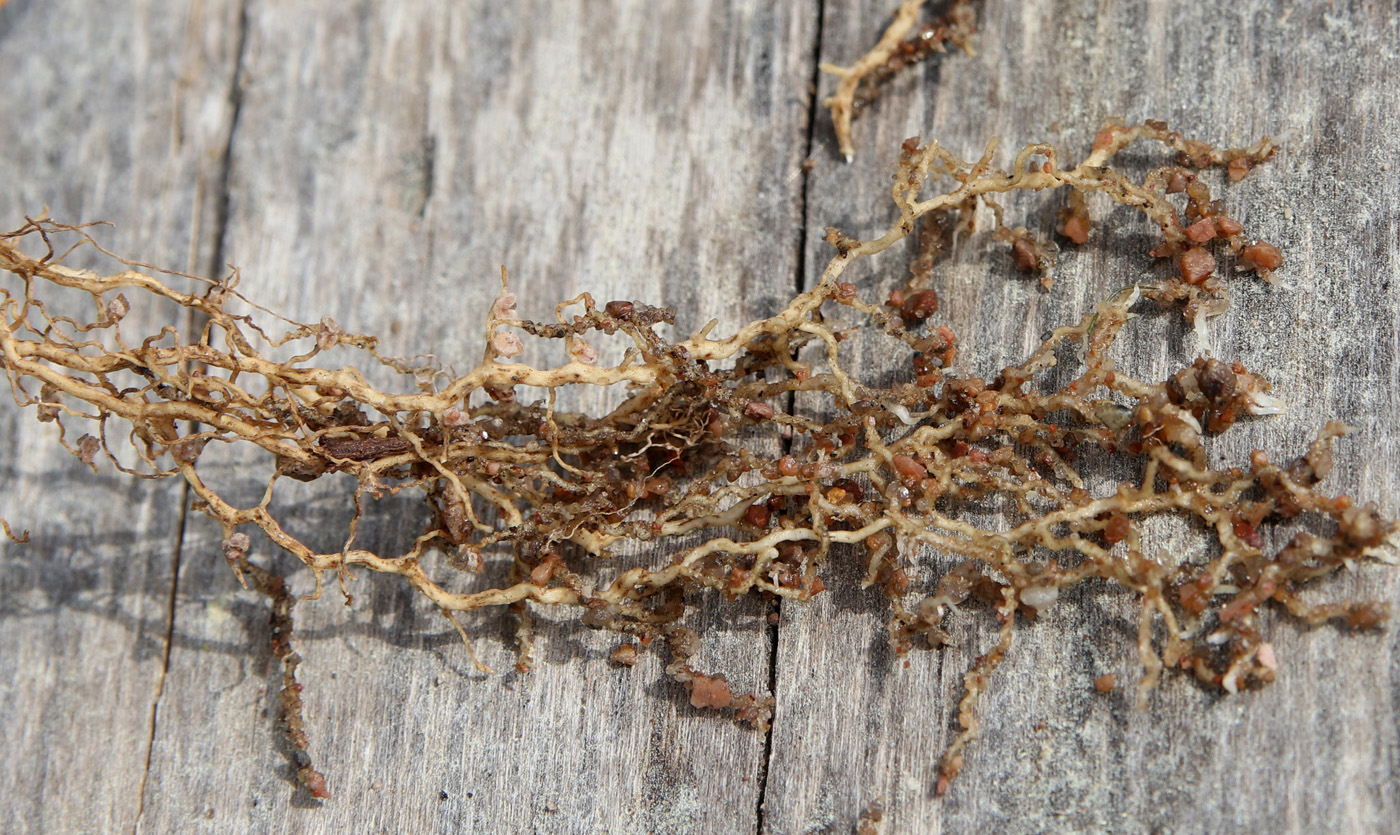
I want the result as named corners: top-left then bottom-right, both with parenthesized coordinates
top-left (442, 608), bottom-right (494, 675)
top-left (936, 587), bottom-right (1015, 797)
top-left (234, 553), bottom-right (329, 799)
top-left (820, 0), bottom-right (978, 161)
top-left (1, 516), bottom-right (29, 543)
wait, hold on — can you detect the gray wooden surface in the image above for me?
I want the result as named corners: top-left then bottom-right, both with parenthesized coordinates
top-left (1, 1), bottom-right (1396, 833)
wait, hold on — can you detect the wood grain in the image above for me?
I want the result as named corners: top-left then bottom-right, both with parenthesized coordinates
top-left (1, 1), bottom-right (1396, 834)
top-left (0, 2), bottom-right (241, 834)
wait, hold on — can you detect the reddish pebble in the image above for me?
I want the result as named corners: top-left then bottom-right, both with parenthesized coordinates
top-left (743, 400), bottom-right (776, 421)
top-left (745, 503), bottom-right (771, 528)
top-left (1198, 358), bottom-right (1236, 403)
top-left (303, 770), bottom-right (330, 799)
top-left (1012, 237), bottom-right (1041, 273)
top-left (1062, 213), bottom-right (1091, 245)
top-left (900, 289), bottom-right (940, 322)
top-left (1103, 515), bottom-right (1132, 544)
top-left (530, 560), bottom-right (555, 586)
top-left (1178, 246), bottom-right (1216, 284)
top-left (689, 674), bottom-right (733, 709)
top-left (891, 453), bottom-right (927, 486)
top-left (1216, 216), bottom-right (1244, 236)
top-left (1239, 241), bottom-right (1283, 272)
top-left (604, 300), bottom-right (634, 318)
top-left (1184, 217), bottom-right (1217, 243)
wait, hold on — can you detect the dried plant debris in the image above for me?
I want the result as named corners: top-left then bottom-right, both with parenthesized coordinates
top-left (821, 0), bottom-right (979, 162)
top-left (2, 112), bottom-right (1394, 799)
top-left (1, 3), bottom-right (1395, 803)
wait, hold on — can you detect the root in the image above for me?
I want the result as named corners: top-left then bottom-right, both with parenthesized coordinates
top-left (820, 0), bottom-right (978, 162)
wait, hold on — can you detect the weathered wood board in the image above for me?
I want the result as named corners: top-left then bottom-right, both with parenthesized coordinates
top-left (1, 1), bottom-right (1396, 834)
top-left (0, 3), bottom-right (241, 834)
